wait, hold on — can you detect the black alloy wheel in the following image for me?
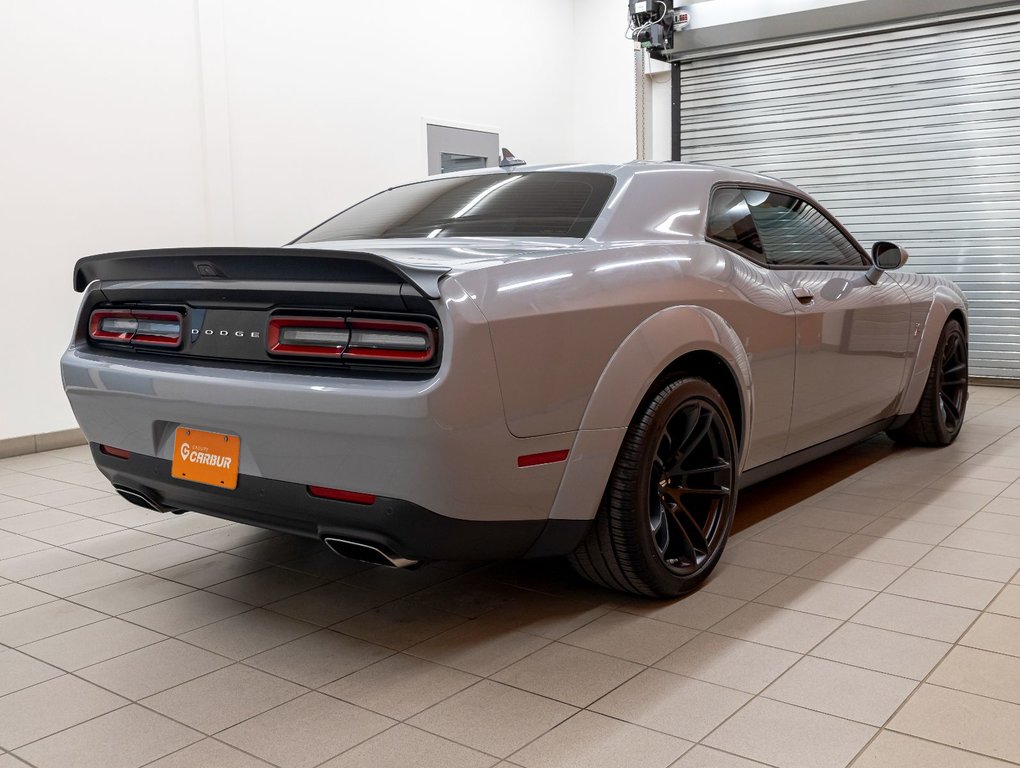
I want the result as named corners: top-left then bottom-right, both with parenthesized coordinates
top-left (569, 376), bottom-right (739, 597)
top-left (938, 327), bottom-right (968, 434)
top-left (648, 398), bottom-right (735, 576)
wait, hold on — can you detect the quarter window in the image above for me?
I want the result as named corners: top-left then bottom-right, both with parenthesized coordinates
top-left (706, 187), bottom-right (764, 261)
top-left (743, 190), bottom-right (866, 268)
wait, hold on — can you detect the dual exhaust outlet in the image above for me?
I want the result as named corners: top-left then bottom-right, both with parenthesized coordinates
top-left (322, 537), bottom-right (419, 569)
top-left (114, 486), bottom-right (418, 569)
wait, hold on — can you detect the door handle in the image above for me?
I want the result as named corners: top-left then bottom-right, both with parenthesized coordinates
top-left (791, 286), bottom-right (814, 303)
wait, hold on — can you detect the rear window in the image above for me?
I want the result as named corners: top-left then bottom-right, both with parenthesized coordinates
top-left (296, 172), bottom-right (616, 242)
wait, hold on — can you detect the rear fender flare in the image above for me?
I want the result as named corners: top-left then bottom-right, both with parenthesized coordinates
top-left (548, 306), bottom-right (752, 521)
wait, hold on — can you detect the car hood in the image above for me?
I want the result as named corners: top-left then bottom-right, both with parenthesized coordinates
top-left (289, 238), bottom-right (588, 274)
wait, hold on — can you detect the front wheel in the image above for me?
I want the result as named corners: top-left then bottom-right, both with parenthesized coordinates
top-left (887, 318), bottom-right (968, 447)
top-left (569, 376), bottom-right (739, 597)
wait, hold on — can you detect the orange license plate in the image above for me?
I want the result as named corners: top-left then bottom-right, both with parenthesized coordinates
top-left (171, 427), bottom-right (240, 490)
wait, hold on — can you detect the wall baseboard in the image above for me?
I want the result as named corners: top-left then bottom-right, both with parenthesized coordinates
top-left (0, 428), bottom-right (86, 459)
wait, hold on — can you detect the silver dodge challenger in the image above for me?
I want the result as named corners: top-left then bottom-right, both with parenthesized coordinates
top-left (61, 162), bottom-right (969, 597)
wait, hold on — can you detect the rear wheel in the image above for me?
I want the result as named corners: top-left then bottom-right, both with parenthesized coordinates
top-left (569, 376), bottom-right (738, 597)
top-left (887, 318), bottom-right (968, 447)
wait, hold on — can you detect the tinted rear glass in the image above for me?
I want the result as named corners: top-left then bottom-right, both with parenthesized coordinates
top-left (297, 172), bottom-right (616, 242)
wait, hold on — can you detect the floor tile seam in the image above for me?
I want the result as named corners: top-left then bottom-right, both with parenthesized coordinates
top-left (843, 574), bottom-right (1019, 766)
top-left (0, 511), bottom-right (92, 535)
top-left (403, 629), bottom-right (557, 676)
top-left (0, 608), bottom-right (108, 649)
top-left (491, 656), bottom-right (647, 708)
top-left (724, 541), bottom-right (828, 575)
top-left (644, 657), bottom-right (785, 697)
top-left (504, 707), bottom-right (691, 766)
top-left (800, 648), bottom-right (942, 684)
top-left (364, 675), bottom-right (569, 763)
top-left (14, 628), bottom-right (169, 675)
top-left (133, 733), bottom-right (289, 768)
top-left (2, 700), bottom-right (137, 755)
top-left (14, 471), bottom-right (115, 495)
top-left (878, 727), bottom-right (1020, 767)
top-left (188, 684), bottom-right (388, 761)
top-left (135, 668), bottom-right (312, 736)
top-left (747, 525), bottom-right (857, 553)
top-left (922, 678), bottom-right (1020, 709)
top-left (932, 541), bottom-right (1020, 562)
top-left (807, 543), bottom-right (934, 568)
top-left (0, 538), bottom-right (146, 579)
top-left (689, 681), bottom-right (868, 766)
top-left (904, 561), bottom-right (1020, 585)
top-left (960, 513), bottom-right (1020, 536)
top-left (305, 720), bottom-right (411, 768)
top-left (316, 657), bottom-right (479, 722)
top-left (11, 526), bottom-right (210, 564)
top-left (686, 585), bottom-right (881, 755)
top-left (877, 586), bottom-right (999, 612)
top-left (16, 567), bottom-right (152, 602)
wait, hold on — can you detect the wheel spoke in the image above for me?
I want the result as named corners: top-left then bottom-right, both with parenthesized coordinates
top-left (943, 362), bottom-right (966, 376)
top-left (679, 460), bottom-right (731, 476)
top-left (676, 486), bottom-right (731, 497)
top-left (666, 505), bottom-right (704, 564)
top-left (940, 391), bottom-right (961, 421)
top-left (671, 502), bottom-right (709, 554)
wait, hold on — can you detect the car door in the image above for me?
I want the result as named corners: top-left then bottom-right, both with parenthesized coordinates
top-left (740, 187), bottom-right (912, 455)
top-left (705, 186), bottom-right (798, 470)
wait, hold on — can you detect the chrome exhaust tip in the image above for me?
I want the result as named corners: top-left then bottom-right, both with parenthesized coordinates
top-left (322, 537), bottom-right (418, 569)
top-left (113, 485), bottom-right (184, 514)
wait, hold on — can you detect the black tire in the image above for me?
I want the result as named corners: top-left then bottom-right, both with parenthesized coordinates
top-left (568, 376), bottom-right (739, 598)
top-left (887, 318), bottom-right (968, 447)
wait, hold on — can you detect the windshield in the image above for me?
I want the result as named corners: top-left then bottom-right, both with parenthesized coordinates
top-left (296, 171), bottom-right (616, 242)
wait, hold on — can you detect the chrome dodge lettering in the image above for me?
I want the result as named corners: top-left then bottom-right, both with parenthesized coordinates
top-left (191, 329), bottom-right (260, 338)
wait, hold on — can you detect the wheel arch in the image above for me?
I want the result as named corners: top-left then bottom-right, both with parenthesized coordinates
top-left (898, 286), bottom-right (969, 417)
top-left (548, 305), bottom-right (753, 522)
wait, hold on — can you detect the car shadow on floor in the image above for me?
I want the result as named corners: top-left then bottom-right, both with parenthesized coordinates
top-left (731, 433), bottom-right (899, 534)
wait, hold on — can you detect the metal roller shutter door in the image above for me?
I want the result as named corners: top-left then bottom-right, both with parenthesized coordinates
top-left (679, 9), bottom-right (1020, 379)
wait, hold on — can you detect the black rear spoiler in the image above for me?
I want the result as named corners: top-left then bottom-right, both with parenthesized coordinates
top-left (73, 247), bottom-right (450, 299)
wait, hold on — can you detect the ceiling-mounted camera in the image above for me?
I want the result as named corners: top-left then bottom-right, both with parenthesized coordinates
top-left (628, 1), bottom-right (690, 57)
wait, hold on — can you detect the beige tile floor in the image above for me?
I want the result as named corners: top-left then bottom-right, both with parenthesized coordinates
top-left (0, 385), bottom-right (1019, 767)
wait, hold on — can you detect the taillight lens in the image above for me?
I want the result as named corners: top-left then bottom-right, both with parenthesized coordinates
top-left (267, 317), bottom-right (349, 358)
top-left (346, 319), bottom-right (435, 363)
top-left (266, 316), bottom-right (435, 364)
top-left (89, 309), bottom-right (182, 347)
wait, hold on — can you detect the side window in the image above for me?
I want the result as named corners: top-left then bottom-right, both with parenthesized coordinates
top-left (706, 188), bottom-right (764, 262)
top-left (742, 190), bottom-right (866, 268)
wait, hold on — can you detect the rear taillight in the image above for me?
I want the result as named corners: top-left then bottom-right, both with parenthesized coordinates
top-left (88, 309), bottom-right (182, 347)
top-left (266, 316), bottom-right (435, 364)
top-left (345, 319), bottom-right (435, 362)
top-left (267, 316), bottom-right (349, 358)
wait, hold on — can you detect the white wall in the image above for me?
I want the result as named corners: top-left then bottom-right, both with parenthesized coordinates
top-left (1, 0), bottom-right (641, 442)
top-left (686, 0), bottom-right (867, 28)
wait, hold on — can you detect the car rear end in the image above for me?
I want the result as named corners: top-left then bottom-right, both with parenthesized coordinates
top-left (61, 247), bottom-right (580, 565)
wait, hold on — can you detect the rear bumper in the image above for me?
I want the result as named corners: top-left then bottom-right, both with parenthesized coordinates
top-left (93, 445), bottom-right (589, 561)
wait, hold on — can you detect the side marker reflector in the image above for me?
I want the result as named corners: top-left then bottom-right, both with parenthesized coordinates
top-left (99, 445), bottom-right (131, 460)
top-left (308, 485), bottom-right (377, 505)
top-left (517, 450), bottom-right (569, 468)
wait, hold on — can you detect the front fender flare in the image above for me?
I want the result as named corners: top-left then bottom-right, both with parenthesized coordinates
top-left (898, 286), bottom-right (967, 417)
top-left (548, 305), bottom-right (753, 521)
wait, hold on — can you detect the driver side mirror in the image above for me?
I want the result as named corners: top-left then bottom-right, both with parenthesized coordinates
top-left (867, 241), bottom-right (909, 284)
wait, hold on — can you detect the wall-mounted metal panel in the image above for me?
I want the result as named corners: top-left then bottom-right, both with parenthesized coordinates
top-left (680, 9), bottom-right (1020, 378)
